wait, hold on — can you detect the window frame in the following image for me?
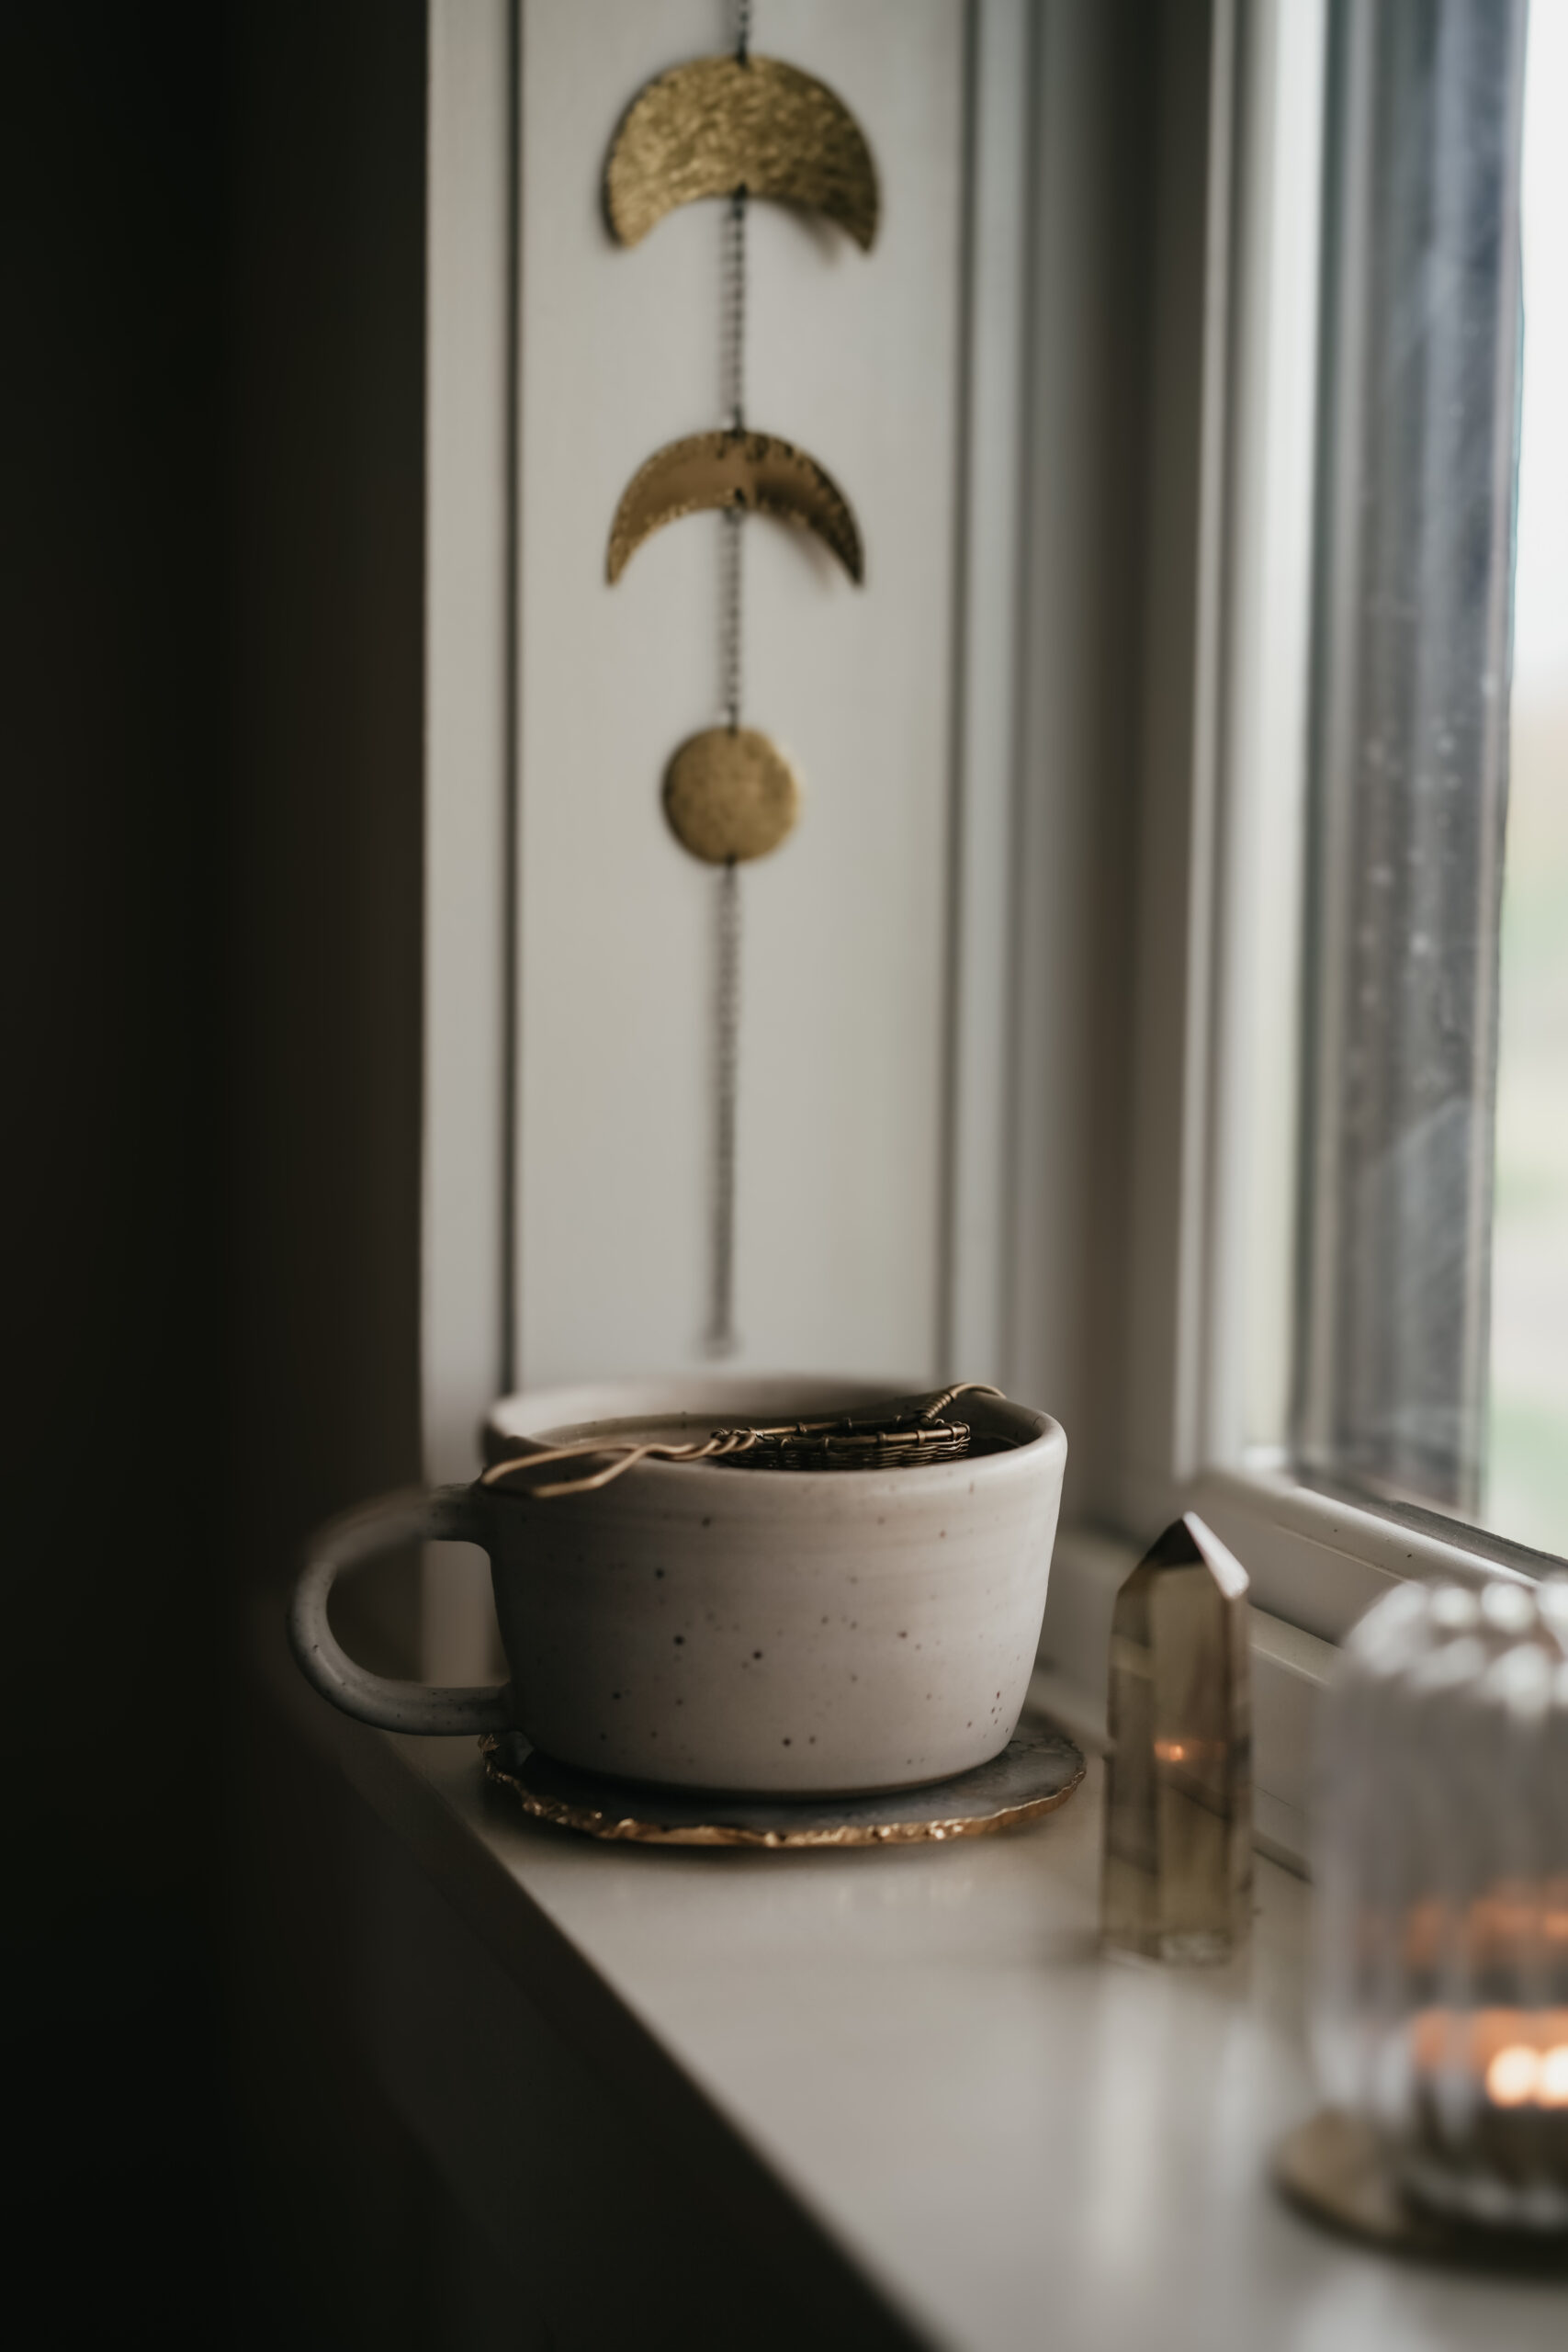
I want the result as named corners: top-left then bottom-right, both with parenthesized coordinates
top-left (1098, 0), bottom-right (1555, 1640)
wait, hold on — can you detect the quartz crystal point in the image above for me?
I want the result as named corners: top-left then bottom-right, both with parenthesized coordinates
top-left (1100, 1513), bottom-right (1252, 1962)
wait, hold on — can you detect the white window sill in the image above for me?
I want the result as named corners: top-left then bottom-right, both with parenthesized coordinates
top-left (1190, 1467), bottom-right (1549, 1639)
top-left (262, 1619), bottom-right (1565, 2351)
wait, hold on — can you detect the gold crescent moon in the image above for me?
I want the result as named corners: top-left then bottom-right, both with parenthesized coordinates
top-left (606, 429), bottom-right (863, 585)
top-left (604, 55), bottom-right (879, 252)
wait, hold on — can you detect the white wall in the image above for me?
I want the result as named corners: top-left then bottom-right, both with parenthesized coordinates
top-left (514, 0), bottom-right (966, 1385)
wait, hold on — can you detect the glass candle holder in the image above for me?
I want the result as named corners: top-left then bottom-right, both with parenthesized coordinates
top-left (1311, 1576), bottom-right (1568, 2233)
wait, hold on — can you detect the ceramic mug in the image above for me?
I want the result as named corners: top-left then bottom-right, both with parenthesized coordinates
top-left (290, 1375), bottom-right (1066, 1795)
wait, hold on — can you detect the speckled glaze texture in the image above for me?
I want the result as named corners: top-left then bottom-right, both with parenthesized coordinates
top-left (480, 1377), bottom-right (1066, 1795)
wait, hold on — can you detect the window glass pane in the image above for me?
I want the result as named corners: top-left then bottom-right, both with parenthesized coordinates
top-left (1486, 1), bottom-right (1568, 1555)
top-left (1294, 0), bottom-right (1528, 1520)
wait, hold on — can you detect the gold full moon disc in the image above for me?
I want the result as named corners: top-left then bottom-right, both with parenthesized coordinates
top-left (662, 727), bottom-right (801, 865)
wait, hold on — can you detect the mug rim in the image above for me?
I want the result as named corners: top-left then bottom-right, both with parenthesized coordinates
top-left (481, 1373), bottom-right (1065, 1508)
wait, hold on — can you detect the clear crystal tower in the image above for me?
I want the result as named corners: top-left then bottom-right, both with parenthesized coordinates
top-left (1100, 1514), bottom-right (1252, 1962)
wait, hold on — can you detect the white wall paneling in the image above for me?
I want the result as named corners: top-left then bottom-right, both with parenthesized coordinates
top-left (1116, 0), bottom-right (1236, 1535)
top-left (514, 0), bottom-right (967, 1388)
top-left (942, 0), bottom-right (1032, 1386)
top-left (423, 2), bottom-right (1156, 1593)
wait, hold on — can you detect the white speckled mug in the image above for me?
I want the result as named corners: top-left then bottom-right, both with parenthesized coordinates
top-left (290, 1376), bottom-right (1066, 1796)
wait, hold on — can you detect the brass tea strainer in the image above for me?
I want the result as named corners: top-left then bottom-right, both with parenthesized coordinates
top-left (480, 1383), bottom-right (1008, 1499)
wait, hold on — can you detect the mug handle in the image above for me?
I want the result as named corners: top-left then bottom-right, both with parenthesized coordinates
top-left (288, 1483), bottom-right (513, 1736)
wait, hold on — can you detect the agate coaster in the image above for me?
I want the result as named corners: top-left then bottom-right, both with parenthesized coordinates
top-left (480, 1723), bottom-right (1084, 1849)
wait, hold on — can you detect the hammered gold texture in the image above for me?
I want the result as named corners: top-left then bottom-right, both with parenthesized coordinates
top-left (662, 727), bottom-right (799, 865)
top-left (604, 55), bottom-right (879, 251)
top-left (606, 429), bottom-right (863, 584)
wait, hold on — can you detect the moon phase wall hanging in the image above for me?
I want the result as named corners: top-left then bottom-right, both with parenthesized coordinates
top-left (604, 3), bottom-right (877, 1355)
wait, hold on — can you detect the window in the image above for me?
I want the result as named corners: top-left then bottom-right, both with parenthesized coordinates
top-left (1295, 0), bottom-right (1526, 1529)
top-left (1122, 0), bottom-right (1563, 1644)
top-left (1022, 0), bottom-right (1562, 1856)
top-left (1291, 0), bottom-right (1568, 1569)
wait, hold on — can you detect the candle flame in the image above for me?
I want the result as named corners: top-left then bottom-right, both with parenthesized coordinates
top-left (1486, 2044), bottom-right (1541, 2106)
top-left (1413, 2011), bottom-right (1568, 2108)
